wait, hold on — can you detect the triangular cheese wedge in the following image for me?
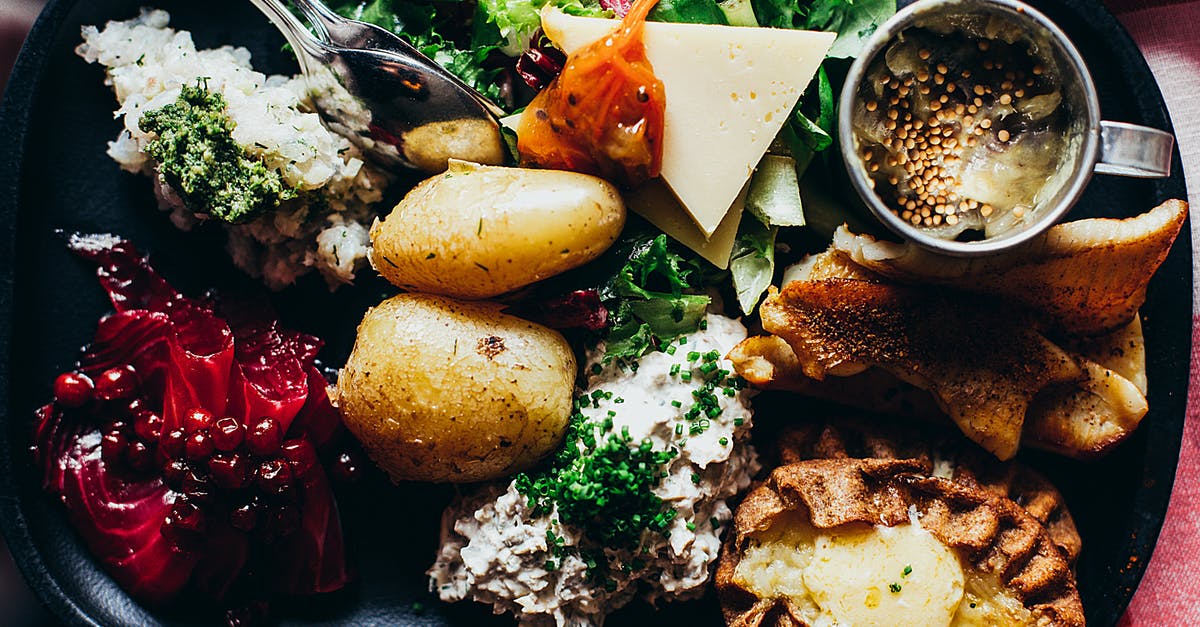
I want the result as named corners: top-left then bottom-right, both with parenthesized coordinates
top-left (627, 180), bottom-right (746, 269)
top-left (541, 7), bottom-right (834, 237)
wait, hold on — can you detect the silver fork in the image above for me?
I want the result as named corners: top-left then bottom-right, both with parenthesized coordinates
top-left (249, 0), bottom-right (506, 173)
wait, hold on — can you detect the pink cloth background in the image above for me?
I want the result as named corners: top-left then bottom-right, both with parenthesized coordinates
top-left (0, 0), bottom-right (1196, 625)
top-left (1105, 1), bottom-right (1200, 624)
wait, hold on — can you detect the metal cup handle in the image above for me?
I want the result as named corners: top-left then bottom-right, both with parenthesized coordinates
top-left (1094, 120), bottom-right (1174, 178)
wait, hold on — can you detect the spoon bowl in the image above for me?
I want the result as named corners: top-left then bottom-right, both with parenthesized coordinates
top-left (249, 0), bottom-right (506, 173)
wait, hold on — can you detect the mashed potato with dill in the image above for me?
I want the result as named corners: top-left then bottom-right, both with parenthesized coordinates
top-left (429, 314), bottom-right (759, 626)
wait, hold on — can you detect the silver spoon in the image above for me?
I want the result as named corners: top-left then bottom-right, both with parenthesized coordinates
top-left (249, 0), bottom-right (507, 173)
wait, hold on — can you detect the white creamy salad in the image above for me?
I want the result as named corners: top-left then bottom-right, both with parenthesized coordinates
top-left (430, 313), bottom-right (760, 626)
top-left (76, 10), bottom-right (388, 289)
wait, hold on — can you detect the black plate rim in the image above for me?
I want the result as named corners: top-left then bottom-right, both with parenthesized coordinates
top-left (0, 0), bottom-right (1189, 625)
top-left (0, 0), bottom-right (107, 624)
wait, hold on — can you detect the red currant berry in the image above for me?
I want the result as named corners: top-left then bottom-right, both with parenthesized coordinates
top-left (211, 416), bottom-right (245, 452)
top-left (185, 430), bottom-right (215, 462)
top-left (182, 470), bottom-right (213, 504)
top-left (161, 498), bottom-right (206, 551)
top-left (228, 503), bottom-right (259, 532)
top-left (209, 454), bottom-right (249, 490)
top-left (126, 440), bottom-right (156, 473)
top-left (53, 372), bottom-right (94, 409)
top-left (100, 431), bottom-right (127, 466)
top-left (171, 499), bottom-right (206, 533)
top-left (94, 366), bottom-right (139, 401)
top-left (161, 428), bottom-right (188, 459)
top-left (162, 460), bottom-right (190, 491)
top-left (133, 411), bottom-right (164, 442)
top-left (183, 408), bottom-right (215, 434)
top-left (246, 418), bottom-right (283, 456)
top-left (280, 440), bottom-right (318, 477)
top-left (125, 397), bottom-right (146, 415)
top-left (254, 458), bottom-right (293, 496)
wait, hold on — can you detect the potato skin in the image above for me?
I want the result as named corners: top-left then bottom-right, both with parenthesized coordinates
top-left (332, 293), bottom-right (576, 483)
top-left (370, 160), bottom-right (625, 299)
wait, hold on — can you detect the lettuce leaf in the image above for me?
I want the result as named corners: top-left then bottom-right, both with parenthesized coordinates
top-left (751, 0), bottom-right (894, 58)
top-left (475, 0), bottom-right (611, 56)
top-left (600, 234), bottom-right (711, 363)
top-left (729, 214), bottom-right (777, 315)
top-left (649, 0), bottom-right (729, 24)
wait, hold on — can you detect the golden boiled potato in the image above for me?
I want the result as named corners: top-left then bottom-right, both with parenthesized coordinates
top-left (370, 160), bottom-right (625, 299)
top-left (332, 293), bottom-right (576, 483)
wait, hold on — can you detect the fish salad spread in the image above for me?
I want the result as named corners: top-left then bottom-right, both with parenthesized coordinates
top-left (77, 10), bottom-right (389, 289)
top-left (430, 314), bottom-right (759, 626)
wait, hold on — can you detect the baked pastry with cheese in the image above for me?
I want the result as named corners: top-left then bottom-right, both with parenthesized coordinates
top-left (715, 458), bottom-right (1085, 627)
top-left (771, 418), bottom-right (1081, 564)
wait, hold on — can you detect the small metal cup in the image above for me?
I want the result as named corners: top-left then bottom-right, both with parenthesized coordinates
top-left (838, 0), bottom-right (1175, 256)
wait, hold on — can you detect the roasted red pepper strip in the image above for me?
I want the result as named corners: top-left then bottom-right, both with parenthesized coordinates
top-left (518, 0), bottom-right (665, 187)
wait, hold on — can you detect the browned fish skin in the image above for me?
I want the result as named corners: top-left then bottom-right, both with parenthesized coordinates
top-left (833, 199), bottom-right (1188, 335)
top-left (761, 279), bottom-right (1086, 459)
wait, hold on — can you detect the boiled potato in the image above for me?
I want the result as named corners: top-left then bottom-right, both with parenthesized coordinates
top-left (370, 160), bottom-right (625, 299)
top-left (331, 293), bottom-right (576, 483)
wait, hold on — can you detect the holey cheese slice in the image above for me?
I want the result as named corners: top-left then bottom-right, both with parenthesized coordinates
top-left (541, 7), bottom-right (835, 237)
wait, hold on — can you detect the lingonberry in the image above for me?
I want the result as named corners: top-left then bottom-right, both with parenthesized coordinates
top-left (53, 372), bottom-right (94, 409)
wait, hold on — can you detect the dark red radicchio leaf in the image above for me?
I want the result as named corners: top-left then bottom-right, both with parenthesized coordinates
top-left (34, 235), bottom-right (352, 609)
top-left (508, 289), bottom-right (609, 331)
top-left (599, 0), bottom-right (632, 15)
top-left (515, 31), bottom-right (568, 91)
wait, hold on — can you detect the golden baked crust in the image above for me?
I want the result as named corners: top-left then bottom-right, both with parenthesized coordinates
top-left (771, 418), bottom-right (1081, 564)
top-left (715, 459), bottom-right (1085, 627)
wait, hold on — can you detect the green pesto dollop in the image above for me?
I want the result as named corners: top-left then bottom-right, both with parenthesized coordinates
top-left (139, 83), bottom-right (295, 224)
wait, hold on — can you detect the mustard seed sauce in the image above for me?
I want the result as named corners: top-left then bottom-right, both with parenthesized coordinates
top-left (852, 21), bottom-right (1070, 240)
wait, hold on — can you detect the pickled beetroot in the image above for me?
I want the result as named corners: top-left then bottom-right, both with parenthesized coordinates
top-left (35, 237), bottom-right (350, 611)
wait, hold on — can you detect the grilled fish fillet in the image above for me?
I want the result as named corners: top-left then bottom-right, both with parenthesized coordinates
top-left (1025, 359), bottom-right (1149, 458)
top-left (831, 199), bottom-right (1187, 335)
top-left (760, 279), bottom-right (1086, 460)
top-left (728, 327), bottom-right (1150, 458)
top-left (1063, 315), bottom-right (1147, 394)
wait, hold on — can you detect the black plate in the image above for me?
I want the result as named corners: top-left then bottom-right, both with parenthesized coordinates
top-left (0, 0), bottom-right (1190, 625)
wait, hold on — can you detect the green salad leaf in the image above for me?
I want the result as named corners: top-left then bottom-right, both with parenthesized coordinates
top-left (474, 0), bottom-right (610, 56)
top-left (599, 233), bottom-right (710, 364)
top-left (649, 0), bottom-right (729, 24)
top-left (751, 0), bottom-right (894, 57)
top-left (807, 0), bottom-right (895, 59)
top-left (728, 214), bottom-right (777, 314)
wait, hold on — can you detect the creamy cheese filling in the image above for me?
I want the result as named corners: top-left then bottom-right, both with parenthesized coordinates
top-left (732, 511), bottom-right (1034, 626)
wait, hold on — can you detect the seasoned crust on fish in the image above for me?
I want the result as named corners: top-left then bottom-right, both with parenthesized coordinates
top-left (760, 279), bottom-right (1086, 460)
top-left (771, 418), bottom-right (1081, 563)
top-left (832, 199), bottom-right (1187, 335)
top-left (727, 335), bottom-right (947, 418)
top-left (715, 459), bottom-right (1085, 627)
top-left (727, 321), bottom-right (1149, 459)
